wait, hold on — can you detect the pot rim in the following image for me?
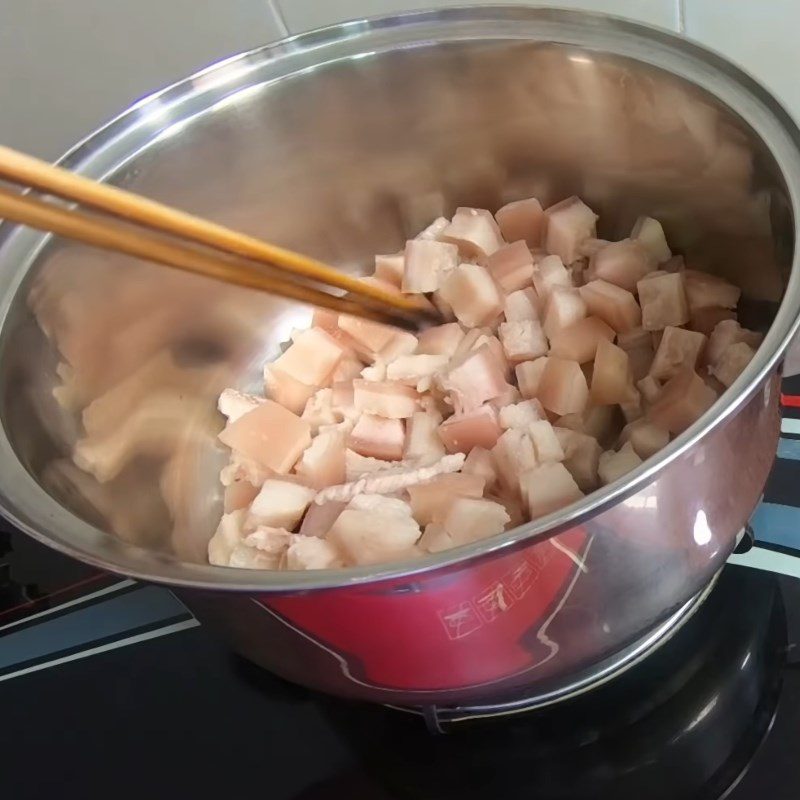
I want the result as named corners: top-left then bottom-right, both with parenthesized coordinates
top-left (0, 5), bottom-right (799, 593)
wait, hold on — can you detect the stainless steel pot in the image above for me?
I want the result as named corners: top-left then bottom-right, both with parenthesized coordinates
top-left (0, 7), bottom-right (798, 707)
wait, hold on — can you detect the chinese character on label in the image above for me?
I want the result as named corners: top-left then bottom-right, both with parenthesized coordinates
top-left (504, 560), bottom-right (537, 600)
top-left (438, 601), bottom-right (483, 640)
top-left (474, 582), bottom-right (514, 623)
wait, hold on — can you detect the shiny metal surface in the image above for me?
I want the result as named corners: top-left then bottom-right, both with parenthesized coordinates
top-left (0, 7), bottom-right (798, 703)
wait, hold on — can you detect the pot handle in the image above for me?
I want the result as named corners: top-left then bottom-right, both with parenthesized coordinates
top-left (731, 373), bottom-right (800, 577)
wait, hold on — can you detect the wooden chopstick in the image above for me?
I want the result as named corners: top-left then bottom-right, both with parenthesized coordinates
top-left (0, 186), bottom-right (424, 331)
top-left (0, 145), bottom-right (429, 321)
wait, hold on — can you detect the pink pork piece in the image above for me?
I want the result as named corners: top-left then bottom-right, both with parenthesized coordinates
top-left (248, 479), bottom-right (317, 529)
top-left (438, 497), bottom-right (510, 545)
top-left (294, 428), bottom-right (347, 489)
top-left (438, 404), bottom-right (503, 454)
top-left (486, 240), bottom-right (535, 293)
top-left (598, 442), bottom-right (643, 485)
top-left (441, 207), bottom-right (505, 259)
top-left (488, 384), bottom-right (522, 413)
top-left (416, 322), bottom-right (465, 357)
top-left (637, 374), bottom-right (663, 404)
top-left (548, 316), bottom-right (615, 363)
top-left (631, 216), bottom-right (672, 263)
top-left (462, 446), bottom-right (498, 490)
top-left (386, 354), bottom-right (449, 389)
top-left (689, 307), bottom-right (737, 336)
top-left (544, 196), bottom-right (598, 264)
top-left (495, 197), bottom-right (545, 247)
top-left (710, 341), bottom-right (756, 387)
top-left (637, 272), bottom-right (690, 331)
top-left (404, 409), bottom-right (446, 462)
top-left (649, 326), bottom-right (708, 381)
top-left (706, 319), bottom-right (763, 366)
top-left (498, 398), bottom-right (546, 429)
top-left (374, 253), bottom-right (405, 287)
top-left (348, 413), bottom-right (405, 461)
top-left (264, 366), bottom-right (316, 415)
top-left (312, 308), bottom-right (339, 333)
top-left (298, 500), bottom-right (347, 538)
top-left (580, 280), bottom-right (642, 333)
top-left (532, 255), bottom-right (572, 300)
top-left (647, 368), bottom-right (717, 434)
top-left (542, 287), bottom-right (588, 340)
top-left (620, 419), bottom-right (670, 459)
top-left (499, 320), bottom-right (549, 364)
top-left (439, 264), bottom-right (504, 328)
top-left (492, 428), bottom-right (537, 495)
top-left (683, 270), bottom-right (741, 312)
top-left (331, 354), bottom-right (365, 383)
top-left (408, 473), bottom-right (487, 525)
top-left (443, 343), bottom-right (508, 412)
top-left (528, 419), bottom-right (565, 463)
top-left (338, 315), bottom-right (396, 355)
top-left (218, 400), bottom-right (311, 474)
top-left (272, 327), bottom-right (344, 388)
top-left (380, 330), bottom-right (420, 363)
top-left (590, 239), bottom-right (656, 292)
top-left (352, 380), bottom-right (419, 418)
top-left (555, 428), bottom-right (602, 491)
top-left (402, 239), bottom-right (459, 293)
top-left (223, 480), bottom-right (260, 513)
top-left (504, 287), bottom-right (542, 321)
top-left (516, 357), bottom-right (549, 400)
top-left (521, 462), bottom-right (584, 519)
top-left (591, 339), bottom-right (635, 405)
top-left (538, 358), bottom-right (590, 416)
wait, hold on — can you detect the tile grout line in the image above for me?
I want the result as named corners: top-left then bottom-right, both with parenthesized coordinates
top-left (265, 0), bottom-right (290, 38)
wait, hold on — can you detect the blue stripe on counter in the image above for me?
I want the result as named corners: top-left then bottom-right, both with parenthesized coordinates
top-left (777, 438), bottom-right (800, 460)
top-left (0, 585), bottom-right (189, 671)
top-left (750, 502), bottom-right (800, 551)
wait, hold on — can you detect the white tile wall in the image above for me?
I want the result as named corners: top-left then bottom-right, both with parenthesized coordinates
top-left (277, 0), bottom-right (680, 34)
top-left (684, 1), bottom-right (800, 125)
top-left (0, 0), bottom-right (283, 159)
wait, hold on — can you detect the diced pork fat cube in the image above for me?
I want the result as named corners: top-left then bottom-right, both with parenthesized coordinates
top-left (442, 207), bottom-right (505, 259)
top-left (218, 389), bottom-right (265, 423)
top-left (637, 375), bottom-right (662, 404)
top-left (416, 216), bottom-right (450, 241)
top-left (689, 307), bottom-right (737, 336)
top-left (581, 405), bottom-right (620, 447)
top-left (208, 509), bottom-right (246, 566)
top-left (301, 388), bottom-right (340, 433)
top-left (331, 381), bottom-right (357, 421)
top-left (298, 500), bottom-right (346, 538)
top-left (462, 446), bottom-right (498, 490)
top-left (387, 354), bottom-right (448, 391)
top-left (438, 497), bottom-right (510, 545)
top-left (348, 413), bottom-right (405, 461)
top-left (486, 241), bottom-right (535, 293)
top-left (438, 404), bottom-right (503, 454)
top-left (649, 326), bottom-right (707, 380)
top-left (647, 369), bottom-right (717, 434)
top-left (328, 500), bottom-right (421, 566)
top-left (499, 320), bottom-right (549, 364)
top-left (495, 197), bottom-right (545, 246)
top-left (528, 419), bottom-right (565, 463)
top-left (312, 308), bottom-right (338, 332)
top-left (499, 399), bottom-right (546, 430)
top-left (273, 327), bottom-right (344, 388)
top-left (344, 449), bottom-right (396, 481)
top-left (616, 328), bottom-right (654, 381)
top-left (224, 480), bottom-right (260, 513)
top-left (408, 473), bottom-right (486, 525)
top-left (544, 196), bottom-right (598, 264)
top-left (294, 428), bottom-right (347, 489)
top-left (580, 280), bottom-right (642, 333)
top-left (590, 239), bottom-right (656, 292)
top-left (578, 238), bottom-right (610, 258)
top-left (492, 428), bottom-right (538, 494)
top-left (683, 270), bottom-right (741, 311)
top-left (248, 479), bottom-right (317, 530)
top-left (631, 216), bottom-right (672, 263)
top-left (705, 319), bottom-right (763, 366)
top-left (543, 287), bottom-right (588, 340)
top-left (404, 409), bottom-right (446, 463)
top-left (620, 389), bottom-right (643, 423)
top-left (418, 522), bottom-right (456, 553)
top-left (402, 239), bottom-right (459, 293)
top-left (416, 322), bottom-right (464, 357)
top-left (285, 536), bottom-right (344, 570)
top-left (331, 354), bottom-right (365, 383)
top-left (521, 462), bottom-right (584, 519)
top-left (353, 380), bottom-right (419, 419)
top-left (374, 253), bottom-right (405, 287)
top-left (538, 358), bottom-right (590, 416)
top-left (243, 525), bottom-right (294, 558)
top-left (619, 420), bottom-right (670, 459)
top-left (264, 366), bottom-right (316, 415)
top-left (359, 360), bottom-right (387, 382)
top-left (532, 255), bottom-right (572, 300)
top-left (548, 316), bottom-right (615, 363)
top-left (379, 330), bottom-right (419, 363)
top-left (439, 264), bottom-right (503, 328)
top-left (487, 383), bottom-right (522, 413)
top-left (637, 272), bottom-right (690, 331)
top-left (554, 429), bottom-right (602, 492)
top-left (472, 334), bottom-right (512, 380)
top-left (598, 441), bottom-right (643, 485)
top-left (337, 315), bottom-right (395, 358)
top-left (219, 400), bottom-right (311, 474)
top-left (442, 343), bottom-right (508, 412)
top-left (504, 287), bottom-right (542, 321)
top-left (709, 341), bottom-right (756, 387)
top-left (516, 357), bottom-right (549, 400)
top-left (452, 327), bottom-right (486, 359)
top-left (591, 339), bottom-right (635, 405)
